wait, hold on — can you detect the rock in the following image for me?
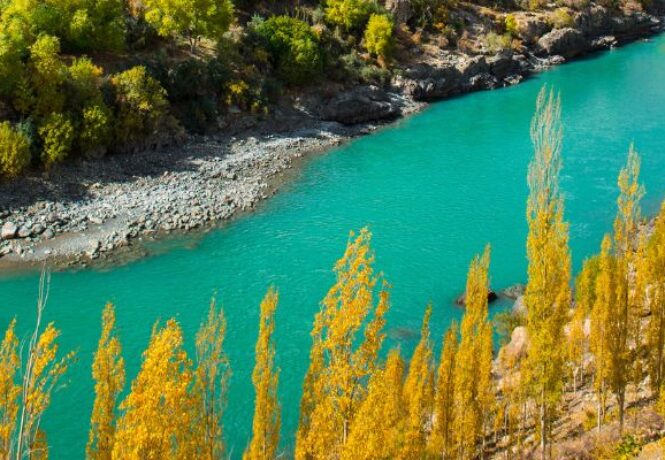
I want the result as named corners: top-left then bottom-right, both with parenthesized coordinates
top-left (589, 35), bottom-right (618, 50)
top-left (393, 62), bottom-right (462, 101)
top-left (1, 222), bottom-right (17, 240)
top-left (487, 50), bottom-right (521, 80)
top-left (537, 28), bottom-right (587, 58)
top-left (512, 295), bottom-right (526, 316)
top-left (502, 283), bottom-right (526, 299)
top-left (385, 0), bottom-right (412, 24)
top-left (501, 326), bottom-right (528, 362)
top-left (321, 86), bottom-right (401, 125)
top-left (574, 5), bottom-right (612, 36)
top-left (456, 289), bottom-right (498, 306)
top-left (515, 13), bottom-right (551, 43)
top-left (31, 223), bottom-right (45, 236)
top-left (17, 226), bottom-right (30, 238)
top-left (43, 228), bottom-right (55, 239)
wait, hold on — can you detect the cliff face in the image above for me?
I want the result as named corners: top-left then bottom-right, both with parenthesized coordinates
top-left (318, 1), bottom-right (664, 125)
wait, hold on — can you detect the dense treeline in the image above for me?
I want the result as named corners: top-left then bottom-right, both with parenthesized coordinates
top-left (0, 0), bottom-right (654, 178)
top-left (3, 88), bottom-right (665, 458)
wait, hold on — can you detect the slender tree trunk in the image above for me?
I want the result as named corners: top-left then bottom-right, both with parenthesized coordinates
top-left (618, 391), bottom-right (625, 434)
top-left (540, 392), bottom-right (546, 460)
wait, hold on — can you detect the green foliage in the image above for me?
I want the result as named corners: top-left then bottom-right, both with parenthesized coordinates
top-left (0, 122), bottom-right (31, 177)
top-left (39, 112), bottom-right (75, 166)
top-left (549, 8), bottom-right (574, 29)
top-left (110, 66), bottom-right (169, 147)
top-left (493, 310), bottom-right (525, 346)
top-left (484, 32), bottom-right (512, 53)
top-left (505, 14), bottom-right (519, 37)
top-left (79, 105), bottom-right (112, 156)
top-left (253, 16), bottom-right (323, 85)
top-left (23, 34), bottom-right (67, 117)
top-left (142, 0), bottom-right (233, 47)
top-left (325, 0), bottom-right (375, 31)
top-left (67, 0), bottom-right (126, 51)
top-left (66, 57), bottom-right (105, 109)
top-left (364, 14), bottom-right (393, 59)
top-left (613, 435), bottom-right (642, 459)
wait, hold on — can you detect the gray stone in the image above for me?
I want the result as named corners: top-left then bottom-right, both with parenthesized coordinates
top-left (321, 86), bottom-right (401, 125)
top-left (1, 222), bottom-right (17, 240)
top-left (537, 27), bottom-right (587, 58)
top-left (17, 226), bottom-right (30, 238)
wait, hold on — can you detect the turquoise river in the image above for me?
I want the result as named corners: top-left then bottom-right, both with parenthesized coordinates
top-left (2, 34), bottom-right (665, 459)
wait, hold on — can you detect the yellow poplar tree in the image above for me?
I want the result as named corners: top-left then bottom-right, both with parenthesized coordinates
top-left (0, 320), bottom-right (19, 458)
top-left (428, 321), bottom-right (458, 459)
top-left (193, 300), bottom-right (231, 460)
top-left (342, 349), bottom-right (405, 460)
top-left (400, 306), bottom-right (435, 460)
top-left (88, 303), bottom-right (125, 460)
top-left (522, 87), bottom-right (571, 459)
top-left (589, 235), bottom-right (614, 431)
top-left (112, 319), bottom-right (197, 459)
top-left (244, 288), bottom-right (281, 460)
top-left (454, 245), bottom-right (494, 459)
top-left (295, 228), bottom-right (389, 460)
top-left (645, 202), bottom-right (665, 394)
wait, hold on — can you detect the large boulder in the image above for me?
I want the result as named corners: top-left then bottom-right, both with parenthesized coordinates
top-left (512, 296), bottom-right (526, 316)
top-left (537, 27), bottom-right (587, 58)
top-left (1, 222), bottom-right (17, 240)
top-left (321, 86), bottom-right (401, 125)
top-left (502, 283), bottom-right (525, 299)
top-left (394, 63), bottom-right (463, 101)
top-left (515, 13), bottom-right (551, 43)
top-left (574, 5), bottom-right (612, 36)
top-left (487, 50), bottom-right (522, 80)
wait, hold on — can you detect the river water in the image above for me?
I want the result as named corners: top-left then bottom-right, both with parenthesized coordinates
top-left (1, 34), bottom-right (665, 458)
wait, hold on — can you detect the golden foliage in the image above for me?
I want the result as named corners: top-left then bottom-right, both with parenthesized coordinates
top-left (244, 288), bottom-right (281, 460)
top-left (296, 228), bottom-right (389, 459)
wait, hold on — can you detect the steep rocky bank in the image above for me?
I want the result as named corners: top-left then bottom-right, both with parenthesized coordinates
top-left (0, 3), bottom-right (662, 270)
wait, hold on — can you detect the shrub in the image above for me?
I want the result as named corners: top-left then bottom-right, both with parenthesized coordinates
top-left (0, 122), bottom-right (31, 177)
top-left (505, 14), bottom-right (519, 37)
top-left (253, 16), bottom-right (323, 85)
top-left (39, 113), bottom-right (75, 166)
top-left (549, 8), bottom-right (574, 28)
top-left (24, 35), bottom-right (67, 117)
top-left (67, 57), bottom-right (105, 109)
top-left (325, 0), bottom-right (375, 30)
top-left (79, 104), bottom-right (112, 156)
top-left (67, 0), bottom-right (126, 51)
top-left (364, 14), bottom-right (393, 60)
top-left (484, 32), bottom-right (512, 53)
top-left (110, 66), bottom-right (169, 147)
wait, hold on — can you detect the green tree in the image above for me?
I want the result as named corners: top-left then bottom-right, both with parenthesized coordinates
top-left (253, 16), bottom-right (323, 85)
top-left (141, 0), bottom-right (233, 50)
top-left (110, 66), bottom-right (170, 149)
top-left (325, 0), bottom-right (374, 30)
top-left (364, 14), bottom-right (393, 60)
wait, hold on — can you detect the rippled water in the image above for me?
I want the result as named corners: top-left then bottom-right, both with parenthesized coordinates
top-left (2, 35), bottom-right (665, 458)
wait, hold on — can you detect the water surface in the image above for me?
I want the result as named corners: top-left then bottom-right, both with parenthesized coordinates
top-left (2, 35), bottom-right (665, 458)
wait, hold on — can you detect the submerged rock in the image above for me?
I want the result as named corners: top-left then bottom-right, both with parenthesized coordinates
top-left (455, 289), bottom-right (498, 306)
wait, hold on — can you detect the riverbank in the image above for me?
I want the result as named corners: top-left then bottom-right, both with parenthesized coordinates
top-left (0, 3), bottom-right (662, 270)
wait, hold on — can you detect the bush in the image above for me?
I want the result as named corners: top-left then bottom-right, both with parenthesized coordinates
top-left (505, 14), bottom-right (519, 37)
top-left (549, 8), bottom-right (574, 28)
top-left (484, 32), bottom-right (512, 53)
top-left (253, 16), bottom-right (323, 85)
top-left (67, 57), bottom-right (105, 109)
top-left (110, 66), bottom-right (169, 147)
top-left (79, 104), bottom-right (112, 156)
top-left (325, 0), bottom-right (375, 31)
top-left (39, 113), bottom-right (75, 166)
top-left (0, 122), bottom-right (31, 177)
top-left (364, 14), bottom-right (393, 59)
top-left (26, 34), bottom-right (67, 117)
top-left (67, 0), bottom-right (126, 51)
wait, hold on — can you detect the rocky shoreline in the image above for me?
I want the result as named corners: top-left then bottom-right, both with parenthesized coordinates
top-left (0, 4), bottom-right (662, 271)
